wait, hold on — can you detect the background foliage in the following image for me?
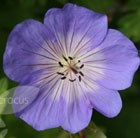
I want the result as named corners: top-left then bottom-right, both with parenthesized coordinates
top-left (0, 0), bottom-right (140, 138)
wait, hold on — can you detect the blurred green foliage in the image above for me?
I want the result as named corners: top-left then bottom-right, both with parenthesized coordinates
top-left (118, 0), bottom-right (140, 42)
top-left (0, 78), bottom-right (8, 94)
top-left (0, 0), bottom-right (140, 138)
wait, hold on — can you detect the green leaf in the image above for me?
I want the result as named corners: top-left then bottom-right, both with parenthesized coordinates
top-left (0, 78), bottom-right (8, 94)
top-left (49, 122), bottom-right (107, 138)
top-left (118, 10), bottom-right (140, 42)
top-left (83, 122), bottom-right (107, 138)
top-left (0, 118), bottom-right (7, 138)
top-left (0, 88), bottom-right (13, 115)
top-left (0, 129), bottom-right (8, 138)
top-left (0, 118), bottom-right (6, 128)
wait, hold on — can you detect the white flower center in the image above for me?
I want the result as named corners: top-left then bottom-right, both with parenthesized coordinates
top-left (57, 55), bottom-right (84, 82)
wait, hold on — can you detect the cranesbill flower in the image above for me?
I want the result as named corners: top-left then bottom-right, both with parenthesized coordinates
top-left (3, 3), bottom-right (140, 133)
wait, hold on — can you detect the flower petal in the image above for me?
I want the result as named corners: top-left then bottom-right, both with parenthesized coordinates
top-left (60, 81), bottom-right (92, 133)
top-left (13, 86), bottom-right (40, 113)
top-left (44, 3), bottom-right (107, 56)
top-left (15, 70), bottom-right (63, 130)
top-left (82, 29), bottom-right (140, 90)
top-left (86, 85), bottom-right (122, 118)
top-left (73, 76), bottom-right (122, 118)
top-left (3, 19), bottom-right (58, 82)
top-left (15, 70), bottom-right (92, 133)
top-left (15, 92), bottom-right (61, 129)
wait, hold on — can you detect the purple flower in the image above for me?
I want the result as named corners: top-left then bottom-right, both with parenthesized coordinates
top-left (3, 3), bottom-right (140, 133)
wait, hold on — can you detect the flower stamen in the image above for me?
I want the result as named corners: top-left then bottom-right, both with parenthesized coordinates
top-left (58, 62), bottom-right (63, 67)
top-left (68, 56), bottom-right (73, 60)
top-left (62, 55), bottom-right (68, 62)
top-left (57, 55), bottom-right (85, 82)
top-left (79, 76), bottom-right (82, 82)
top-left (79, 71), bottom-right (84, 76)
top-left (70, 67), bottom-right (78, 74)
top-left (80, 64), bottom-right (84, 69)
top-left (57, 72), bottom-right (64, 75)
top-left (61, 76), bottom-right (66, 80)
top-left (69, 79), bottom-right (76, 82)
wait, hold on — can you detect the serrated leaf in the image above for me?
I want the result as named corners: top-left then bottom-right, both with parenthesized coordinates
top-left (118, 10), bottom-right (140, 42)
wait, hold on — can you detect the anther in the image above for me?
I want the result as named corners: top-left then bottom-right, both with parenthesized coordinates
top-left (57, 72), bottom-right (64, 76)
top-left (69, 79), bottom-right (76, 82)
top-left (61, 76), bottom-right (66, 80)
top-left (78, 60), bottom-right (81, 63)
top-left (80, 64), bottom-right (84, 69)
top-left (71, 67), bottom-right (78, 74)
top-left (58, 62), bottom-right (63, 67)
top-left (62, 55), bottom-right (68, 62)
top-left (79, 71), bottom-right (84, 76)
top-left (79, 76), bottom-right (81, 82)
top-left (68, 56), bottom-right (73, 60)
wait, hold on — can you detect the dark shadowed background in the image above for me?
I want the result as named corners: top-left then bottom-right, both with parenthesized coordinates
top-left (0, 0), bottom-right (140, 138)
